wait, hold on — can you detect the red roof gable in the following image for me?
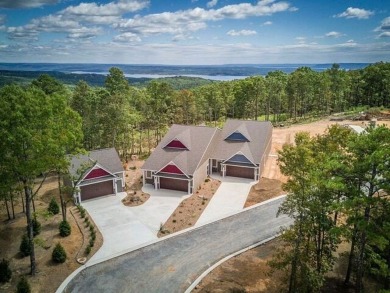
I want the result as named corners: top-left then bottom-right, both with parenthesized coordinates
top-left (165, 139), bottom-right (188, 150)
top-left (85, 168), bottom-right (111, 179)
top-left (160, 164), bottom-right (184, 175)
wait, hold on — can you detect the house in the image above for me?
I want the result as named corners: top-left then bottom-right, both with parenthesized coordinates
top-left (142, 125), bottom-right (220, 194)
top-left (142, 119), bottom-right (272, 194)
top-left (67, 148), bottom-right (125, 203)
top-left (211, 119), bottom-right (272, 181)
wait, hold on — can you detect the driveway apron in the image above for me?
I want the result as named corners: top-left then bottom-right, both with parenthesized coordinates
top-left (196, 175), bottom-right (256, 226)
top-left (82, 189), bottom-right (186, 263)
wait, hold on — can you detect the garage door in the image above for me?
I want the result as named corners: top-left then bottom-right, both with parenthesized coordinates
top-left (80, 180), bottom-right (114, 201)
top-left (160, 177), bottom-right (188, 192)
top-left (226, 165), bottom-right (254, 179)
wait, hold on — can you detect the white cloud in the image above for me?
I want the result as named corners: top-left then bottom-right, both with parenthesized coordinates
top-left (379, 32), bottom-right (390, 38)
top-left (114, 32), bottom-right (142, 42)
top-left (0, 0), bottom-right (58, 9)
top-left (295, 36), bottom-right (306, 44)
top-left (325, 31), bottom-right (345, 38)
top-left (335, 7), bottom-right (374, 19)
top-left (262, 21), bottom-right (272, 26)
top-left (374, 17), bottom-right (390, 38)
top-left (115, 1), bottom-right (293, 37)
top-left (227, 29), bottom-right (257, 36)
top-left (207, 0), bottom-right (218, 8)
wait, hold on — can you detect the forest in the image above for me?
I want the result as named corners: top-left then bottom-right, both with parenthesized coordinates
top-left (67, 62), bottom-right (389, 158)
top-left (0, 62), bottom-right (389, 292)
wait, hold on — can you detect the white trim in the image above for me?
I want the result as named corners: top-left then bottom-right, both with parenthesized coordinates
top-left (76, 177), bottom-right (115, 188)
top-left (79, 163), bottom-right (117, 184)
top-left (156, 161), bottom-right (189, 178)
top-left (155, 174), bottom-right (191, 181)
top-left (223, 151), bottom-right (256, 166)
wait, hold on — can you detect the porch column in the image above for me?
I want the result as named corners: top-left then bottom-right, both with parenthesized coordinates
top-left (142, 170), bottom-right (146, 186)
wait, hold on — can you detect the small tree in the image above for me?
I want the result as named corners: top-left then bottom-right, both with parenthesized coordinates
top-left (17, 276), bottom-right (31, 293)
top-left (48, 197), bottom-right (60, 215)
top-left (0, 259), bottom-right (12, 283)
top-left (59, 220), bottom-right (71, 237)
top-left (52, 243), bottom-right (67, 263)
top-left (19, 235), bottom-right (31, 257)
top-left (31, 217), bottom-right (41, 237)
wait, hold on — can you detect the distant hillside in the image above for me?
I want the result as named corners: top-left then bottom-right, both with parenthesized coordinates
top-left (0, 70), bottom-right (214, 89)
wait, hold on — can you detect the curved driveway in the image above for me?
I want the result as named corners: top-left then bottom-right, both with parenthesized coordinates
top-left (63, 195), bottom-right (291, 293)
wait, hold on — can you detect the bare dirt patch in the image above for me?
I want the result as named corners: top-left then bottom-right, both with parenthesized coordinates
top-left (0, 176), bottom-right (102, 293)
top-left (193, 238), bottom-right (285, 293)
top-left (158, 178), bottom-right (221, 237)
top-left (244, 178), bottom-right (285, 208)
top-left (122, 159), bottom-right (151, 207)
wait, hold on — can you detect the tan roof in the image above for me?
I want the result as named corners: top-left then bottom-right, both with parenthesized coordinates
top-left (69, 148), bottom-right (123, 180)
top-left (142, 125), bottom-right (220, 176)
top-left (212, 119), bottom-right (273, 165)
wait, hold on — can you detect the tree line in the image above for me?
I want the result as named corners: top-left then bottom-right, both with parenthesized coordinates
top-left (271, 124), bottom-right (390, 293)
top-left (70, 62), bottom-right (390, 158)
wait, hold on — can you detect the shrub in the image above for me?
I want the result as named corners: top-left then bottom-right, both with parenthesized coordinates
top-left (31, 218), bottom-right (41, 237)
top-left (0, 259), bottom-right (12, 283)
top-left (52, 243), bottom-right (67, 263)
top-left (59, 220), bottom-right (71, 237)
top-left (89, 239), bottom-right (94, 247)
top-left (19, 235), bottom-right (31, 257)
top-left (84, 245), bottom-right (91, 255)
top-left (17, 276), bottom-right (31, 293)
top-left (48, 197), bottom-right (60, 215)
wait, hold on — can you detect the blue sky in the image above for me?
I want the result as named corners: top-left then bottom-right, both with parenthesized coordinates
top-left (0, 0), bottom-right (389, 64)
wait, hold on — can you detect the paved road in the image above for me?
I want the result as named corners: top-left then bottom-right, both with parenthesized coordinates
top-left (64, 196), bottom-right (291, 293)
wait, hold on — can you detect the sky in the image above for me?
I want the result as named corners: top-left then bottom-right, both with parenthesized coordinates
top-left (0, 0), bottom-right (389, 65)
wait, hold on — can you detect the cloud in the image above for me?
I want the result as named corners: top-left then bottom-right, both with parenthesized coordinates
top-left (262, 21), bottom-right (272, 26)
top-left (325, 31), bottom-right (345, 38)
top-left (207, 0), bottom-right (218, 8)
top-left (115, 1), bottom-right (293, 36)
top-left (295, 36), bottom-right (306, 44)
top-left (0, 0), bottom-right (58, 9)
top-left (379, 32), bottom-right (390, 38)
top-left (114, 32), bottom-right (142, 42)
top-left (7, 14), bottom-right (102, 40)
top-left (61, 0), bottom-right (150, 24)
top-left (227, 29), bottom-right (257, 36)
top-left (374, 17), bottom-right (390, 38)
top-left (335, 7), bottom-right (374, 19)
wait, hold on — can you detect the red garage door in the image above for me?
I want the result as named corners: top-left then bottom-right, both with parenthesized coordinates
top-left (160, 178), bottom-right (188, 192)
top-left (226, 166), bottom-right (254, 179)
top-left (80, 180), bottom-right (114, 201)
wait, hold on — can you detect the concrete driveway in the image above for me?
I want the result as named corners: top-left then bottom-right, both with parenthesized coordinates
top-left (196, 175), bottom-right (256, 226)
top-left (82, 187), bottom-right (187, 264)
top-left (63, 196), bottom-right (291, 293)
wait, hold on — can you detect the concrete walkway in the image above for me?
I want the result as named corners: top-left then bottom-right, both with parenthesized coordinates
top-left (82, 188), bottom-right (186, 264)
top-left (196, 175), bottom-right (256, 226)
top-left (63, 196), bottom-right (291, 293)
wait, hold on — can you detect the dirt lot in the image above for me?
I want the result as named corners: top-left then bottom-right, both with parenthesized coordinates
top-left (0, 176), bottom-right (102, 293)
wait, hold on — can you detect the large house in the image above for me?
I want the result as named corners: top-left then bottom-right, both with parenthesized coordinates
top-left (67, 148), bottom-right (125, 203)
top-left (142, 119), bottom-right (272, 194)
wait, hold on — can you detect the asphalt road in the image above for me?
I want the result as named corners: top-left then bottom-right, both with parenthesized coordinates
top-left (64, 196), bottom-right (292, 293)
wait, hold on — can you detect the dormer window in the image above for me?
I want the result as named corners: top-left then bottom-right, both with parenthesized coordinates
top-left (164, 138), bottom-right (188, 150)
top-left (225, 131), bottom-right (249, 142)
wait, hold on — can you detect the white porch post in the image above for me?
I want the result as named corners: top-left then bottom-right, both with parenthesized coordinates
top-left (222, 165), bottom-right (226, 177)
top-left (142, 170), bottom-right (146, 186)
top-left (154, 176), bottom-right (158, 190)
